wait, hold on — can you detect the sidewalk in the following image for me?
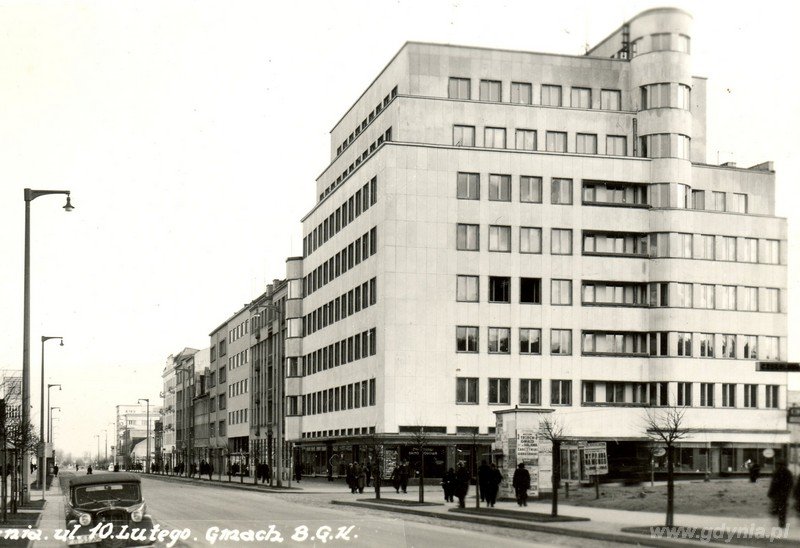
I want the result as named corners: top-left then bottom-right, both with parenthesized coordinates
top-left (34, 477), bottom-right (66, 548)
top-left (144, 473), bottom-right (800, 546)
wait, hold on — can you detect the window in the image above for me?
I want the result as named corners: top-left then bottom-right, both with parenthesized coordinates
top-left (641, 83), bottom-right (670, 109)
top-left (583, 381), bottom-right (596, 403)
top-left (718, 285), bottom-right (736, 310)
top-left (456, 326), bottom-right (479, 352)
top-left (546, 131), bottom-right (567, 153)
top-left (551, 329), bottom-right (572, 355)
top-left (551, 380), bottom-right (572, 405)
top-left (520, 278), bottom-right (542, 304)
top-left (520, 379), bottom-right (541, 405)
top-left (739, 286), bottom-right (758, 312)
top-left (519, 328), bottom-right (541, 354)
top-left (511, 82), bottom-right (532, 104)
top-left (571, 87), bottom-right (591, 108)
top-left (520, 176), bottom-right (543, 203)
top-left (448, 77), bottom-right (470, 99)
top-left (720, 334), bottom-right (736, 358)
top-left (718, 236), bottom-right (736, 261)
top-left (541, 84), bottom-right (562, 107)
top-left (456, 275), bottom-right (479, 302)
top-left (606, 135), bottom-right (626, 156)
top-left (488, 225), bottom-right (511, 252)
top-left (742, 335), bottom-right (758, 359)
top-left (453, 125), bottom-right (475, 147)
top-left (677, 332), bottom-right (692, 357)
top-left (551, 279), bottom-right (572, 305)
top-left (515, 129), bottom-right (537, 151)
top-left (730, 193), bottom-right (747, 214)
top-left (484, 127), bottom-right (506, 148)
top-left (700, 383), bottom-right (714, 407)
top-left (738, 238), bottom-right (758, 263)
top-left (457, 172), bottom-right (480, 200)
top-left (488, 328), bottom-right (510, 354)
top-left (721, 384), bottom-right (736, 408)
top-left (576, 133), bottom-right (597, 154)
top-left (456, 224), bottom-right (479, 251)
top-left (765, 385), bottom-right (779, 409)
top-left (761, 288), bottom-right (780, 313)
top-left (456, 377), bottom-right (479, 404)
top-left (762, 240), bottom-right (780, 264)
top-left (605, 382), bottom-right (626, 403)
top-left (691, 189), bottom-right (705, 210)
top-left (693, 234), bottom-right (715, 260)
top-left (743, 384), bottom-right (757, 408)
top-left (651, 33), bottom-right (672, 51)
top-left (488, 378), bottom-right (510, 404)
top-left (672, 282), bottom-right (693, 308)
top-left (677, 382), bottom-right (692, 406)
top-left (698, 333), bottom-right (714, 358)
top-left (519, 227), bottom-right (542, 254)
top-left (711, 191), bottom-right (726, 212)
top-left (639, 134), bottom-right (690, 159)
top-left (479, 79), bottom-right (502, 102)
top-left (489, 276), bottom-right (511, 303)
top-left (600, 89), bottom-right (621, 110)
top-left (759, 336), bottom-right (780, 360)
top-left (551, 178), bottom-right (572, 204)
top-left (488, 174), bottom-right (511, 201)
top-left (551, 229), bottom-right (572, 255)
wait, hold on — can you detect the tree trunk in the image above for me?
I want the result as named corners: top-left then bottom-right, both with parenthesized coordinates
top-left (666, 444), bottom-right (674, 527)
top-left (551, 440), bottom-right (561, 517)
top-left (418, 450), bottom-right (425, 503)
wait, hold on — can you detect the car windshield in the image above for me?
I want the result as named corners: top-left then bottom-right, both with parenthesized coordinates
top-left (74, 483), bottom-right (140, 507)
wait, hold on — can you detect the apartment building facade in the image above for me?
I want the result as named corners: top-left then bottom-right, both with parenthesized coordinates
top-left (285, 7), bottom-right (789, 479)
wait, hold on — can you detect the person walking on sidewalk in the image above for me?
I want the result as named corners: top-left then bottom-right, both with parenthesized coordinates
top-left (442, 468), bottom-right (456, 502)
top-left (454, 462), bottom-right (470, 508)
top-left (512, 462), bottom-right (531, 507)
top-left (768, 460), bottom-right (793, 528)
top-left (390, 464), bottom-right (400, 493)
top-left (355, 462), bottom-right (366, 494)
top-left (398, 461), bottom-right (409, 494)
top-left (485, 462), bottom-right (502, 507)
top-left (477, 460), bottom-right (490, 503)
top-left (346, 463), bottom-right (356, 493)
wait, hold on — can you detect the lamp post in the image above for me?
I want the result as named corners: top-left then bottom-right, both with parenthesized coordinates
top-left (47, 384), bottom-right (61, 443)
top-left (251, 301), bottom-right (284, 487)
top-left (40, 336), bottom-right (62, 500)
top-left (22, 188), bottom-right (73, 503)
top-left (138, 399), bottom-right (150, 474)
top-left (94, 434), bottom-right (100, 465)
top-left (49, 407), bottom-right (61, 444)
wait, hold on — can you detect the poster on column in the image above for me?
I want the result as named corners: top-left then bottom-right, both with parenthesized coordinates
top-left (516, 429), bottom-right (539, 495)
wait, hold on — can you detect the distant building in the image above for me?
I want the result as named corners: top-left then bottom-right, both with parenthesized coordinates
top-left (116, 402), bottom-right (162, 469)
top-left (160, 347), bottom-right (199, 471)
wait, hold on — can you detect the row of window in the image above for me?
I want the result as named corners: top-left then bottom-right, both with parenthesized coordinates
top-left (453, 125), bottom-right (628, 156)
top-left (229, 408), bottom-right (248, 425)
top-left (455, 223), bottom-right (782, 264)
top-left (228, 319), bottom-right (249, 344)
top-left (455, 327), bottom-right (781, 360)
top-left (209, 420), bottom-right (225, 439)
top-left (305, 177), bottom-right (377, 258)
top-left (302, 328), bottom-right (377, 377)
top-left (290, 378), bottom-right (377, 416)
top-left (228, 349), bottom-right (249, 371)
top-left (228, 379), bottom-right (248, 398)
top-left (629, 33), bottom-right (691, 57)
top-left (458, 275), bottom-right (782, 313)
top-left (447, 77), bottom-right (623, 110)
top-left (301, 426), bottom-right (376, 439)
top-left (303, 227), bottom-right (377, 296)
top-left (336, 86), bottom-right (398, 157)
top-left (304, 278), bottom-right (377, 336)
top-left (640, 83), bottom-right (691, 110)
top-left (457, 378), bottom-right (778, 410)
top-left (322, 128), bottom-right (392, 200)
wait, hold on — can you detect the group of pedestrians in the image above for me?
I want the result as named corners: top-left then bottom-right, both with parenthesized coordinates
top-left (476, 460), bottom-right (503, 507)
top-left (441, 462), bottom-right (472, 507)
top-left (767, 460), bottom-right (800, 528)
top-left (345, 461), bottom-right (372, 493)
top-left (390, 462), bottom-right (409, 493)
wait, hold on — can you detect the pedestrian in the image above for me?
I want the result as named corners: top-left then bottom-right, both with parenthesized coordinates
top-left (512, 462), bottom-right (531, 507)
top-left (750, 462), bottom-right (762, 483)
top-left (354, 462), bottom-right (365, 494)
top-left (399, 461), bottom-right (409, 494)
top-left (365, 461), bottom-right (372, 487)
top-left (208, 462), bottom-right (214, 481)
top-left (295, 463), bottom-right (302, 483)
top-left (346, 463), bottom-right (356, 493)
top-left (442, 467), bottom-right (456, 502)
top-left (53, 464), bottom-right (59, 477)
top-left (768, 460), bottom-right (793, 528)
top-left (87, 465), bottom-right (93, 475)
top-left (390, 464), bottom-right (401, 493)
top-left (477, 460), bottom-right (490, 502)
top-left (454, 462), bottom-right (470, 508)
top-left (485, 462), bottom-right (502, 507)
top-left (114, 463), bottom-right (120, 472)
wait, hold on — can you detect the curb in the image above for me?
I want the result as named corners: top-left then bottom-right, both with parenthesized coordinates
top-left (140, 473), bottom-right (318, 494)
top-left (330, 500), bottom-right (701, 548)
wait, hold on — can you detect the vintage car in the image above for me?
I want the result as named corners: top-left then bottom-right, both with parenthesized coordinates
top-left (64, 472), bottom-right (154, 546)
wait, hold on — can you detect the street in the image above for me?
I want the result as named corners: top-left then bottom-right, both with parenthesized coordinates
top-left (138, 476), bottom-right (606, 548)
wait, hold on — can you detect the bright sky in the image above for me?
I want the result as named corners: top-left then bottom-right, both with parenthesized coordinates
top-left (0, 0), bottom-right (797, 458)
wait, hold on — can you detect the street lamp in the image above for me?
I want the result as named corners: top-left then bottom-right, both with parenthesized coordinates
top-left (47, 383), bottom-right (62, 443)
top-left (94, 434), bottom-right (100, 466)
top-left (40, 336), bottom-right (62, 500)
top-left (251, 301), bottom-right (284, 487)
top-left (22, 188), bottom-right (73, 503)
top-left (138, 399), bottom-right (150, 474)
top-left (49, 407), bottom-right (61, 444)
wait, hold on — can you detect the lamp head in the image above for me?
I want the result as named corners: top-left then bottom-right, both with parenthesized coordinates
top-left (59, 338), bottom-right (64, 346)
top-left (63, 194), bottom-right (74, 212)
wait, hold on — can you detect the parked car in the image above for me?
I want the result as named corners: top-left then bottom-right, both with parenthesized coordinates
top-left (64, 472), bottom-right (154, 546)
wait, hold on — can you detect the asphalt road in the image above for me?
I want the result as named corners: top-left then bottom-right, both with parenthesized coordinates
top-left (139, 476), bottom-right (583, 548)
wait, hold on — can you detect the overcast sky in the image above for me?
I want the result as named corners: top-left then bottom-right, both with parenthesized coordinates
top-left (0, 0), bottom-right (797, 458)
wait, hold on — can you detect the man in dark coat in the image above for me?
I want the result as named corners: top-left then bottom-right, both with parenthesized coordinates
top-left (346, 463), bottom-right (356, 493)
top-left (442, 467), bottom-right (456, 502)
top-left (390, 465), bottom-right (401, 493)
top-left (398, 461), bottom-right (409, 494)
top-left (768, 460), bottom-right (793, 528)
top-left (512, 462), bottom-right (531, 506)
top-left (454, 463), bottom-right (470, 508)
top-left (477, 460), bottom-right (491, 503)
top-left (485, 462), bottom-right (502, 507)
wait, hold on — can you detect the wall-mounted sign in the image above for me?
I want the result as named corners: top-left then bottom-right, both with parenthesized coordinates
top-left (756, 362), bottom-right (800, 372)
top-left (763, 448), bottom-right (775, 459)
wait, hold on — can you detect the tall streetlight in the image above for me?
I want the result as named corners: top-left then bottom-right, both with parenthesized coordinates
top-left (49, 407), bottom-right (61, 444)
top-left (138, 399), bottom-right (150, 474)
top-left (40, 336), bottom-right (62, 500)
top-left (94, 434), bottom-right (100, 465)
top-left (22, 188), bottom-right (73, 503)
top-left (47, 383), bottom-right (61, 442)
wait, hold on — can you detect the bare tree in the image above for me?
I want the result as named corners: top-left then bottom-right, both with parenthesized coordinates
top-left (361, 428), bottom-right (384, 500)
top-left (644, 405), bottom-right (693, 527)
top-left (2, 375), bottom-right (41, 518)
top-left (409, 426), bottom-right (430, 503)
top-left (539, 416), bottom-right (566, 517)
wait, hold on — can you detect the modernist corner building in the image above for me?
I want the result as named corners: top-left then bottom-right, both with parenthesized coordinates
top-left (284, 7), bottom-right (789, 480)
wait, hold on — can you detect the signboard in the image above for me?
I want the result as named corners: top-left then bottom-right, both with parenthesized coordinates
top-left (757, 362), bottom-right (800, 372)
top-left (583, 442), bottom-right (608, 475)
top-left (763, 448), bottom-right (775, 459)
top-left (652, 447), bottom-right (667, 457)
top-left (788, 407), bottom-right (800, 424)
